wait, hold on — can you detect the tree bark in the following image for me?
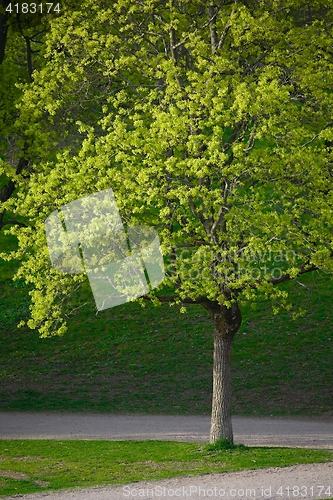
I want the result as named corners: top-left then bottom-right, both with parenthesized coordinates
top-left (0, 0), bottom-right (11, 65)
top-left (210, 327), bottom-right (234, 442)
top-left (0, 155), bottom-right (29, 230)
top-left (208, 5), bottom-right (219, 53)
top-left (203, 299), bottom-right (242, 443)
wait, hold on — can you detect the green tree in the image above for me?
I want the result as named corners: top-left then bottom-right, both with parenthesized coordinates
top-left (2, 0), bottom-right (333, 443)
top-left (0, 0), bottom-right (54, 228)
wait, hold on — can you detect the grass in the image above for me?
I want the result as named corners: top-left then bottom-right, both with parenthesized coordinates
top-left (0, 230), bottom-right (333, 416)
top-left (204, 438), bottom-right (246, 451)
top-left (0, 440), bottom-right (332, 497)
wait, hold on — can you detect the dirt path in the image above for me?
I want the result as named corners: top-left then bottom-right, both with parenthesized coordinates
top-left (0, 412), bottom-right (332, 448)
top-left (2, 462), bottom-right (332, 500)
top-left (0, 413), bottom-right (332, 499)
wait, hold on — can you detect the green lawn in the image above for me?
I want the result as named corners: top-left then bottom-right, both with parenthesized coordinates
top-left (0, 230), bottom-right (333, 416)
top-left (0, 440), bottom-right (332, 497)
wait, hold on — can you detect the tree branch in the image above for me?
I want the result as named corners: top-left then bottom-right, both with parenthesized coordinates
top-left (143, 294), bottom-right (218, 308)
top-left (0, 217), bottom-right (28, 229)
top-left (24, 35), bottom-right (33, 82)
top-left (0, 152), bottom-right (30, 231)
top-left (301, 123), bottom-right (333, 147)
top-left (269, 263), bottom-right (319, 285)
top-left (170, 1), bottom-right (225, 52)
top-left (208, 5), bottom-right (219, 52)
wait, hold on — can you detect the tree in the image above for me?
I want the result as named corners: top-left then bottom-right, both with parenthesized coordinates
top-left (0, 0), bottom-right (53, 229)
top-left (1, 0), bottom-right (333, 443)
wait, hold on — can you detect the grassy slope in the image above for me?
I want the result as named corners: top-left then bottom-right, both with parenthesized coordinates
top-left (0, 231), bottom-right (333, 416)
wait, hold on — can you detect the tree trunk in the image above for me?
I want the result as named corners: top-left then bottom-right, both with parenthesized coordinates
top-left (203, 299), bottom-right (242, 444)
top-left (0, 1), bottom-right (10, 65)
top-left (210, 328), bottom-right (234, 442)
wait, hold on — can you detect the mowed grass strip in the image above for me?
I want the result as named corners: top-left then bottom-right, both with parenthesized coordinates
top-left (0, 440), bottom-right (332, 497)
top-left (1, 231), bottom-right (333, 416)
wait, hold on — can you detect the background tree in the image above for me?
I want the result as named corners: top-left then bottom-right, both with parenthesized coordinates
top-left (0, 0), bottom-right (52, 229)
top-left (0, 0), bottom-right (78, 228)
top-left (2, 0), bottom-right (333, 443)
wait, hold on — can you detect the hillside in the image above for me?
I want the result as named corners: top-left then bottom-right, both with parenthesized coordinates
top-left (0, 231), bottom-right (332, 416)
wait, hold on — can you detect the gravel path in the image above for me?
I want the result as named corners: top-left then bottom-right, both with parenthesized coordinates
top-left (1, 413), bottom-right (332, 449)
top-left (1, 413), bottom-right (332, 500)
top-left (3, 462), bottom-right (333, 500)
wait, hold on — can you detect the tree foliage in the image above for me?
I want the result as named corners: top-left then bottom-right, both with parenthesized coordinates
top-left (3, 0), bottom-right (332, 330)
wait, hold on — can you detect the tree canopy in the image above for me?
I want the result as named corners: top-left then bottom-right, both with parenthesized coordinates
top-left (1, 0), bottom-right (333, 442)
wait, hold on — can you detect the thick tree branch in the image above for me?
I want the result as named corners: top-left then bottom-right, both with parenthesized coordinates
top-left (0, 155), bottom-right (29, 231)
top-left (143, 294), bottom-right (223, 312)
top-left (269, 263), bottom-right (319, 285)
top-left (0, 217), bottom-right (28, 229)
top-left (24, 35), bottom-right (33, 82)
